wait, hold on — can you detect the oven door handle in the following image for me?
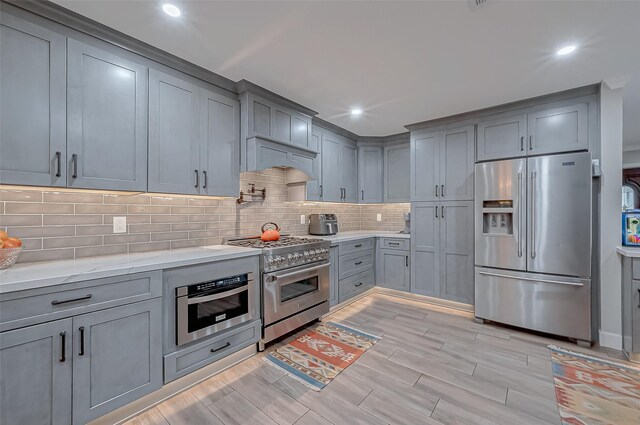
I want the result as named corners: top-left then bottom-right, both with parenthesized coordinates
top-left (266, 262), bottom-right (329, 284)
top-left (186, 286), bottom-right (248, 304)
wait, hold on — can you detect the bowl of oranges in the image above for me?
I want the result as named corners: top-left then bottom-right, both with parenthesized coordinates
top-left (0, 230), bottom-right (23, 270)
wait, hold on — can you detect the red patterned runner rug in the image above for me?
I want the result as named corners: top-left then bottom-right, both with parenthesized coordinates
top-left (548, 345), bottom-right (640, 424)
top-left (265, 321), bottom-right (379, 390)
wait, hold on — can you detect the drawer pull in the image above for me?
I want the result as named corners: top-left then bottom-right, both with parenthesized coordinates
top-left (354, 244), bottom-right (362, 248)
top-left (59, 331), bottom-right (66, 363)
top-left (389, 242), bottom-right (400, 246)
top-left (355, 261), bottom-right (363, 265)
top-left (637, 288), bottom-right (640, 308)
top-left (51, 294), bottom-right (92, 305)
top-left (355, 282), bottom-right (363, 287)
top-left (79, 326), bottom-right (85, 356)
top-left (210, 342), bottom-right (231, 354)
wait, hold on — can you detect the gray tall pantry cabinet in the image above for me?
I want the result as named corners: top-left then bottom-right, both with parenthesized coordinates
top-left (410, 125), bottom-right (475, 304)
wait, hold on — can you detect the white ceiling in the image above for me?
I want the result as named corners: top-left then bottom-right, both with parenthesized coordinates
top-left (52, 0), bottom-right (640, 136)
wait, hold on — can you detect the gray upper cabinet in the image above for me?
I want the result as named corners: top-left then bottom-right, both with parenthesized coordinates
top-left (411, 202), bottom-right (439, 297)
top-left (321, 132), bottom-right (342, 202)
top-left (441, 125), bottom-right (474, 201)
top-left (358, 146), bottom-right (383, 203)
top-left (528, 101), bottom-right (589, 156)
top-left (477, 113), bottom-right (527, 162)
top-left (67, 39), bottom-right (148, 191)
top-left (245, 93), bottom-right (312, 148)
top-left (341, 139), bottom-right (358, 203)
top-left (0, 318), bottom-right (73, 425)
top-left (148, 69), bottom-right (201, 195)
top-left (439, 201), bottom-right (474, 304)
top-left (200, 89), bottom-right (240, 197)
top-left (306, 127), bottom-right (322, 201)
top-left (72, 299), bottom-right (162, 424)
top-left (0, 13), bottom-right (67, 187)
top-left (384, 143), bottom-right (410, 203)
top-left (411, 130), bottom-right (440, 201)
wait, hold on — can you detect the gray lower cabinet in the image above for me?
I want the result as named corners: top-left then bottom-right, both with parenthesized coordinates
top-left (477, 113), bottom-right (527, 162)
top-left (377, 249), bottom-right (410, 292)
top-left (411, 201), bottom-right (474, 304)
top-left (72, 299), bottom-right (162, 424)
top-left (67, 39), bottom-right (148, 191)
top-left (337, 238), bottom-right (375, 303)
top-left (0, 12), bottom-right (67, 187)
top-left (329, 246), bottom-right (339, 307)
top-left (621, 257), bottom-right (640, 361)
top-left (358, 146), bottom-right (383, 203)
top-left (0, 318), bottom-right (73, 425)
top-left (384, 143), bottom-right (410, 203)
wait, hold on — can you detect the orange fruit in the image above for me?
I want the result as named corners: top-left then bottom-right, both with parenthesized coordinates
top-left (3, 238), bottom-right (21, 248)
top-left (0, 240), bottom-right (3, 248)
top-left (0, 230), bottom-right (8, 241)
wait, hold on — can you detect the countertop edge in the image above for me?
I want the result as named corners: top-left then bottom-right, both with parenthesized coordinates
top-left (616, 246), bottom-right (640, 258)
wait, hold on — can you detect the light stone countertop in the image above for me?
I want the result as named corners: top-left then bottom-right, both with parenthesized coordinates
top-left (616, 246), bottom-right (640, 258)
top-left (314, 230), bottom-right (410, 245)
top-left (0, 245), bottom-right (259, 294)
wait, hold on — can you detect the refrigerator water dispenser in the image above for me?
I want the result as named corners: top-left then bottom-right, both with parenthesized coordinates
top-left (482, 200), bottom-right (513, 235)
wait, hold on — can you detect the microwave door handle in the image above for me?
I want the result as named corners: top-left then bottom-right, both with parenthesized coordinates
top-left (187, 286), bottom-right (248, 304)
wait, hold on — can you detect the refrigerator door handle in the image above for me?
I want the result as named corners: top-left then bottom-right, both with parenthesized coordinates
top-left (517, 172), bottom-right (523, 257)
top-left (477, 271), bottom-right (584, 287)
top-left (530, 171), bottom-right (536, 259)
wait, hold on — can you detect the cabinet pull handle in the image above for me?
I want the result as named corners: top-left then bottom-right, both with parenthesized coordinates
top-left (79, 326), bottom-right (85, 356)
top-left (362, 190), bottom-right (364, 201)
top-left (406, 256), bottom-right (409, 267)
top-left (355, 282), bottom-right (363, 287)
top-left (51, 294), bottom-right (92, 305)
top-left (435, 185), bottom-right (439, 197)
top-left (354, 244), bottom-right (362, 248)
top-left (441, 184), bottom-right (445, 198)
top-left (60, 332), bottom-right (66, 363)
top-left (344, 188), bottom-right (347, 200)
top-left (319, 185), bottom-right (323, 198)
top-left (637, 288), bottom-right (640, 308)
top-left (442, 206), bottom-right (445, 218)
top-left (389, 242), bottom-right (400, 246)
top-left (520, 136), bottom-right (524, 151)
top-left (529, 135), bottom-right (533, 150)
top-left (194, 170), bottom-right (199, 188)
top-left (435, 206), bottom-right (438, 218)
top-left (202, 171), bottom-right (207, 189)
top-left (55, 151), bottom-right (62, 177)
top-left (72, 153), bottom-right (78, 179)
top-left (210, 342), bottom-right (231, 354)
top-left (355, 261), bottom-right (363, 265)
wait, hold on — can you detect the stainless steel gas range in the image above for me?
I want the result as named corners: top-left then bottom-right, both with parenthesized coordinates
top-left (225, 236), bottom-right (331, 350)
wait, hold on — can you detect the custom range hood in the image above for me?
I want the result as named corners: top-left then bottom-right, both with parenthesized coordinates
top-left (238, 80), bottom-right (319, 179)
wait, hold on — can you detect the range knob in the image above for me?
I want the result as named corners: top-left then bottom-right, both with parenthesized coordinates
top-left (288, 254), bottom-right (294, 261)
top-left (294, 252), bottom-right (302, 260)
top-left (315, 249), bottom-right (322, 255)
top-left (267, 256), bottom-right (275, 265)
top-left (304, 251), bottom-right (310, 257)
top-left (276, 256), bottom-right (285, 264)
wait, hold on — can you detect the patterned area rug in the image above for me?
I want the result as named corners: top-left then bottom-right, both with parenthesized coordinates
top-left (548, 345), bottom-right (640, 425)
top-left (265, 321), bottom-right (379, 390)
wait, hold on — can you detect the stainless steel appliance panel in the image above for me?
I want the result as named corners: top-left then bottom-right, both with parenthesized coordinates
top-left (309, 214), bottom-right (338, 235)
top-left (527, 152), bottom-right (591, 277)
top-left (475, 158), bottom-right (527, 271)
top-left (475, 267), bottom-right (591, 341)
top-left (263, 261), bottom-right (330, 325)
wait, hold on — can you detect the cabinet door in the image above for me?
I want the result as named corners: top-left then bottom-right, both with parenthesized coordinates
top-left (341, 139), bottom-right (358, 203)
top-left (384, 143), bottom-right (410, 203)
top-left (67, 39), bottom-right (148, 191)
top-left (306, 127), bottom-right (322, 201)
top-left (72, 299), bottom-right (162, 424)
top-left (148, 69), bottom-right (200, 194)
top-left (321, 132), bottom-right (342, 202)
top-left (0, 13), bottom-right (66, 187)
top-left (411, 202), bottom-right (440, 297)
top-left (411, 131), bottom-right (440, 201)
top-left (379, 250), bottom-right (410, 292)
top-left (0, 319), bottom-right (72, 425)
top-left (439, 201), bottom-right (474, 304)
top-left (440, 125), bottom-right (475, 201)
top-left (477, 113), bottom-right (527, 161)
top-left (329, 246), bottom-right (339, 307)
top-left (201, 89), bottom-right (240, 197)
top-left (358, 146), bottom-right (383, 203)
top-left (528, 102), bottom-right (589, 156)
top-left (633, 280), bottom-right (640, 353)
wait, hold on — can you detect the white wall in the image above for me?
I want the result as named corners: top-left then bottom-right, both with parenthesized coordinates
top-left (599, 83), bottom-right (624, 349)
top-left (623, 148), bottom-right (640, 168)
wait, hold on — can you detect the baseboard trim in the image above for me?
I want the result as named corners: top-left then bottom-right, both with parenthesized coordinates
top-left (373, 287), bottom-right (474, 313)
top-left (326, 288), bottom-right (376, 315)
top-left (599, 330), bottom-right (622, 350)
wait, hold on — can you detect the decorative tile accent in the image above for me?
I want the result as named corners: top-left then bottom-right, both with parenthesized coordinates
top-left (0, 168), bottom-right (409, 263)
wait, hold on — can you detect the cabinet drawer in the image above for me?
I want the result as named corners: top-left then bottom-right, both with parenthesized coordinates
top-left (0, 271), bottom-right (161, 331)
top-left (338, 250), bottom-right (374, 279)
top-left (633, 259), bottom-right (640, 280)
top-left (339, 238), bottom-right (374, 255)
top-left (163, 320), bottom-right (260, 383)
top-left (380, 238), bottom-right (409, 251)
top-left (339, 270), bottom-right (374, 303)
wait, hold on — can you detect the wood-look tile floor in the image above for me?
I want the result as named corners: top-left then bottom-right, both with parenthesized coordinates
top-left (125, 293), bottom-right (626, 425)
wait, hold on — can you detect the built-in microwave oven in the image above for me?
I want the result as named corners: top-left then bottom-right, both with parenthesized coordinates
top-left (175, 272), bottom-right (255, 346)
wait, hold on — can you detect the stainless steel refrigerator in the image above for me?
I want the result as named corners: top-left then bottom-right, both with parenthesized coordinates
top-left (474, 151), bottom-right (592, 344)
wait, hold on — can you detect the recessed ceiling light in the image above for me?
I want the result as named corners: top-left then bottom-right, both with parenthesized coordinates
top-left (351, 108), bottom-right (363, 116)
top-left (556, 45), bottom-right (577, 56)
top-left (162, 4), bottom-right (181, 17)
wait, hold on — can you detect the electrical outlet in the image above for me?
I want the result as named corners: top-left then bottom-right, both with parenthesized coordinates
top-left (376, 213), bottom-right (382, 222)
top-left (113, 217), bottom-right (127, 233)
top-left (300, 215), bottom-right (306, 225)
